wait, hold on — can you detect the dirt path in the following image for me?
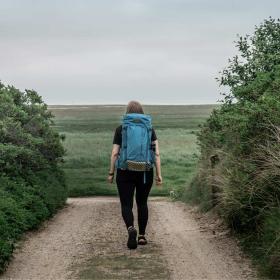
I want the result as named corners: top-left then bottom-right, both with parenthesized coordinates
top-left (1, 197), bottom-right (256, 280)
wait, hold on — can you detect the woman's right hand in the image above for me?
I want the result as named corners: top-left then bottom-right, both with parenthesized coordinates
top-left (155, 175), bottom-right (163, 187)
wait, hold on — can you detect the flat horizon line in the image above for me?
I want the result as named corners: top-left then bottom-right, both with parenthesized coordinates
top-left (48, 103), bottom-right (220, 106)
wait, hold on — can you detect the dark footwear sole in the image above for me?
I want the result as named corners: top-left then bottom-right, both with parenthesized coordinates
top-left (138, 240), bottom-right (147, 245)
top-left (127, 228), bottom-right (137, 249)
top-left (138, 237), bottom-right (147, 245)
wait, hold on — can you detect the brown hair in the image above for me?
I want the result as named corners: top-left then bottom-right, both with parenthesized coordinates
top-left (126, 100), bottom-right (144, 114)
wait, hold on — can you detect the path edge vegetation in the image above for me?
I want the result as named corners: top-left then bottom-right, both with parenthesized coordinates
top-left (0, 84), bottom-right (67, 273)
top-left (182, 17), bottom-right (280, 278)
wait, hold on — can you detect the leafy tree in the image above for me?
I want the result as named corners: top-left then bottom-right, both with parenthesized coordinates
top-left (218, 17), bottom-right (280, 103)
top-left (187, 18), bottom-right (280, 277)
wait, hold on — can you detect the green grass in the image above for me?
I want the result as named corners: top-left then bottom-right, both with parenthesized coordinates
top-left (50, 105), bottom-right (217, 197)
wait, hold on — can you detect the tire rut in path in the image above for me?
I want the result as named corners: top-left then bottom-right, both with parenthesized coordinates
top-left (0, 197), bottom-right (256, 280)
top-left (150, 199), bottom-right (256, 280)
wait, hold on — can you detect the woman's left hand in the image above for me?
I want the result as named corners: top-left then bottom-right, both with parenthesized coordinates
top-left (107, 175), bottom-right (114, 184)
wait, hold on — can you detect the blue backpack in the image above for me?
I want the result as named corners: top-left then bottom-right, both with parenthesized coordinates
top-left (116, 113), bottom-right (155, 172)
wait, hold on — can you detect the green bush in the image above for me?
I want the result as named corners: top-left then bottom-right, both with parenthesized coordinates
top-left (184, 18), bottom-right (280, 277)
top-left (0, 82), bottom-right (67, 273)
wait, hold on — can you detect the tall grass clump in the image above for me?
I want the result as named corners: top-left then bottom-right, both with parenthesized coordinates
top-left (184, 18), bottom-right (280, 277)
top-left (0, 82), bottom-right (67, 273)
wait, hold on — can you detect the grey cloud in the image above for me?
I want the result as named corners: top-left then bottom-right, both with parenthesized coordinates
top-left (0, 0), bottom-right (280, 104)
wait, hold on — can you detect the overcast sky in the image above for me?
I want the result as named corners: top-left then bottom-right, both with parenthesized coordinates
top-left (0, 0), bottom-right (279, 105)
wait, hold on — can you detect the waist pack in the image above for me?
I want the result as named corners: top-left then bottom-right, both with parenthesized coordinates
top-left (116, 113), bottom-right (155, 171)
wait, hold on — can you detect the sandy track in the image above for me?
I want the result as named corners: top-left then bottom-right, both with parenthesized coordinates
top-left (1, 197), bottom-right (256, 280)
top-left (150, 200), bottom-right (255, 280)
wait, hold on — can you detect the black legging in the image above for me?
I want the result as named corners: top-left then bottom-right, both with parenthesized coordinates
top-left (116, 169), bottom-right (153, 235)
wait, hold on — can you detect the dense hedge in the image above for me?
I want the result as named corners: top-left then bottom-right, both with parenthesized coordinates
top-left (184, 18), bottom-right (280, 277)
top-left (0, 83), bottom-right (67, 273)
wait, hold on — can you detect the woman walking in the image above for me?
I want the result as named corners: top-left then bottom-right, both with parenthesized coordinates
top-left (107, 101), bottom-right (162, 249)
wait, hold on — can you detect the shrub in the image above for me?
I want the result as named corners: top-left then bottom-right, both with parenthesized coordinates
top-left (0, 82), bottom-right (67, 273)
top-left (185, 18), bottom-right (280, 277)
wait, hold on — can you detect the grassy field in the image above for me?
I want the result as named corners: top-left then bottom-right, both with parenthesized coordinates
top-left (49, 105), bottom-right (216, 197)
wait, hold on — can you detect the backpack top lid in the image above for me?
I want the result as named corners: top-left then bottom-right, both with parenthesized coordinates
top-left (122, 113), bottom-right (152, 128)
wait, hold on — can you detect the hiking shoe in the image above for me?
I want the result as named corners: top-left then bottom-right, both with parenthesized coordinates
top-left (127, 226), bottom-right (137, 249)
top-left (138, 235), bottom-right (147, 245)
